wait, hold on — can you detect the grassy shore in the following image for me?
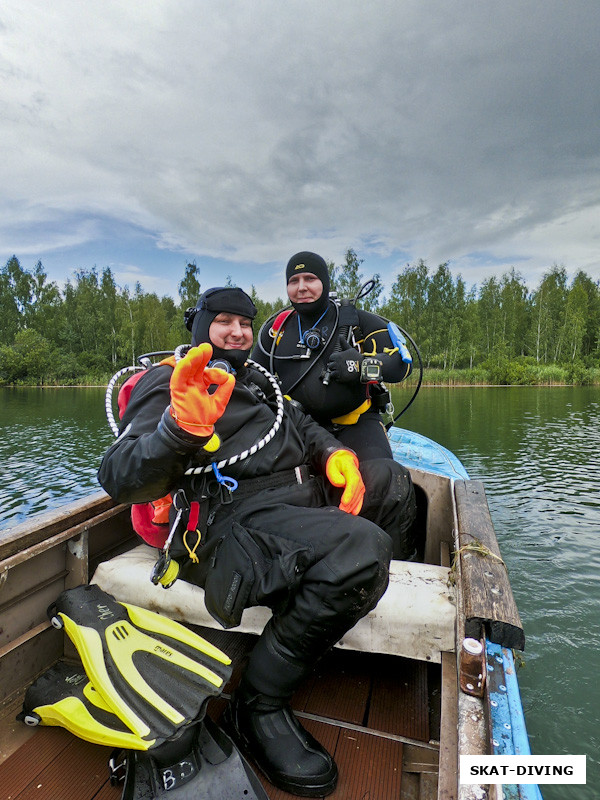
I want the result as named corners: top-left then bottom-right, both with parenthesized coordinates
top-left (401, 363), bottom-right (600, 387)
top-left (3, 362), bottom-right (600, 388)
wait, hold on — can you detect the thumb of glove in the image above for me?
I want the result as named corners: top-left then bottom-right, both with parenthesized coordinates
top-left (326, 336), bottom-right (362, 384)
top-left (325, 449), bottom-right (365, 515)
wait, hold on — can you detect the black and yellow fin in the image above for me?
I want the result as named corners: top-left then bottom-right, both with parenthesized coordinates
top-left (47, 584), bottom-right (232, 741)
top-left (18, 660), bottom-right (154, 750)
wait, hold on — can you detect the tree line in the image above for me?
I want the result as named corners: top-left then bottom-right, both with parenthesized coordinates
top-left (1, 251), bottom-right (599, 385)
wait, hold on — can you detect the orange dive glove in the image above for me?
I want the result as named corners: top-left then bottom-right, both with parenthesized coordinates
top-left (169, 343), bottom-right (235, 437)
top-left (325, 449), bottom-right (365, 516)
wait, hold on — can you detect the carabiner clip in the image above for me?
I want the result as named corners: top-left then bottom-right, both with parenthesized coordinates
top-left (211, 462), bottom-right (238, 493)
top-left (172, 488), bottom-right (190, 512)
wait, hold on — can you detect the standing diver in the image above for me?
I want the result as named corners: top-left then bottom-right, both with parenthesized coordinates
top-left (96, 287), bottom-right (417, 796)
top-left (251, 251), bottom-right (413, 462)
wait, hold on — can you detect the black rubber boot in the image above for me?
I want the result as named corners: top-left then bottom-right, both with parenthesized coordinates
top-left (224, 688), bottom-right (338, 798)
top-left (223, 624), bottom-right (338, 797)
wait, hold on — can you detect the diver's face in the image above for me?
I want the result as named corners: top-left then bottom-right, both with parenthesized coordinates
top-left (209, 313), bottom-right (253, 350)
top-left (287, 272), bottom-right (323, 304)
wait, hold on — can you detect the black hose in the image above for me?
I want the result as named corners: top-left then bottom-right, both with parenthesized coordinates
top-left (321, 299), bottom-right (351, 385)
top-left (385, 326), bottom-right (423, 428)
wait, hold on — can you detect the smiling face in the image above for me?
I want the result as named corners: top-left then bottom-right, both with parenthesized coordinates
top-left (287, 272), bottom-right (324, 305)
top-left (208, 312), bottom-right (254, 351)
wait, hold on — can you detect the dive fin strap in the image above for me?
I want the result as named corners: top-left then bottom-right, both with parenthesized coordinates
top-left (113, 716), bottom-right (269, 800)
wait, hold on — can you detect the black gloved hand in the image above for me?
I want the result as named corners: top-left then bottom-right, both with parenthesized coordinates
top-left (325, 336), bottom-right (364, 383)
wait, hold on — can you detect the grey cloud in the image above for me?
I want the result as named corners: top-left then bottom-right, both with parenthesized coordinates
top-left (1, 0), bottom-right (600, 285)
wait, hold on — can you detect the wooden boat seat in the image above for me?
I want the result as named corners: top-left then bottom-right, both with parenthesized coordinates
top-left (92, 544), bottom-right (456, 663)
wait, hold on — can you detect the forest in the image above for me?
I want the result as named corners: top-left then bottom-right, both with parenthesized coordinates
top-left (1, 250), bottom-right (599, 386)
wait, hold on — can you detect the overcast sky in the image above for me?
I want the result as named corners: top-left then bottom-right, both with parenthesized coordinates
top-left (2, 0), bottom-right (599, 302)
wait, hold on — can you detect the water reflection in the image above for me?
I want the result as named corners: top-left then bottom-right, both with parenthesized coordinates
top-left (0, 388), bottom-right (113, 528)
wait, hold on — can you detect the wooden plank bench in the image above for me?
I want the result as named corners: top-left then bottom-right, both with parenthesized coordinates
top-left (92, 544), bottom-right (457, 663)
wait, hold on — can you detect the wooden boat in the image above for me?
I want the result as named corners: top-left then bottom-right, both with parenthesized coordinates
top-left (0, 426), bottom-right (542, 799)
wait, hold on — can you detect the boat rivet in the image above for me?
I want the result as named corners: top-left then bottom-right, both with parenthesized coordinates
top-left (499, 684), bottom-right (507, 692)
top-left (487, 665), bottom-right (494, 672)
top-left (492, 739), bottom-right (499, 747)
top-left (504, 723), bottom-right (511, 730)
top-left (496, 656), bottom-right (503, 664)
top-left (490, 700), bottom-right (498, 708)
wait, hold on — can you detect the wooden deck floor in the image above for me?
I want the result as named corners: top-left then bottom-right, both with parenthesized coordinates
top-left (0, 628), bottom-right (439, 800)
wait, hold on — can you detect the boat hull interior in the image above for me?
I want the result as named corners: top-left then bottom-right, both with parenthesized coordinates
top-left (0, 435), bottom-right (532, 799)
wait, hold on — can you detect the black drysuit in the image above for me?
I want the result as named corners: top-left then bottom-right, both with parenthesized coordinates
top-left (251, 303), bottom-right (411, 460)
top-left (98, 361), bottom-right (416, 696)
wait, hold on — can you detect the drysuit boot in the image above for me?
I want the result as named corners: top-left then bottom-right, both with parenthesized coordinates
top-left (225, 689), bottom-right (337, 798)
top-left (223, 629), bottom-right (338, 797)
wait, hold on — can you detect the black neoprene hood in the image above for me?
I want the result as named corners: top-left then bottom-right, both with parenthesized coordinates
top-left (188, 287), bottom-right (257, 367)
top-left (285, 252), bottom-right (330, 318)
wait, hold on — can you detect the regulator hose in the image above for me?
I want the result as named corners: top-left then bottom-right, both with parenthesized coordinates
top-left (184, 357), bottom-right (284, 476)
top-left (386, 326), bottom-right (423, 428)
top-left (105, 349), bottom-right (285, 473)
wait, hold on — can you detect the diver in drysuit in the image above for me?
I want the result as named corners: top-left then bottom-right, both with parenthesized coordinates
top-left (251, 251), bottom-right (413, 462)
top-left (97, 287), bottom-right (417, 797)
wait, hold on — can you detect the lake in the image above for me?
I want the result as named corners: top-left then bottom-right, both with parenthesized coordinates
top-left (1, 384), bottom-right (598, 798)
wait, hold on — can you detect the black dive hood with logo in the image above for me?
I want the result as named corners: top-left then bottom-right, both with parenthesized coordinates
top-left (286, 251), bottom-right (330, 321)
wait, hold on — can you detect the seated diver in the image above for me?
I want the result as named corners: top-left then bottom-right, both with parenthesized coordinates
top-left (251, 251), bottom-right (413, 462)
top-left (96, 286), bottom-right (417, 797)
